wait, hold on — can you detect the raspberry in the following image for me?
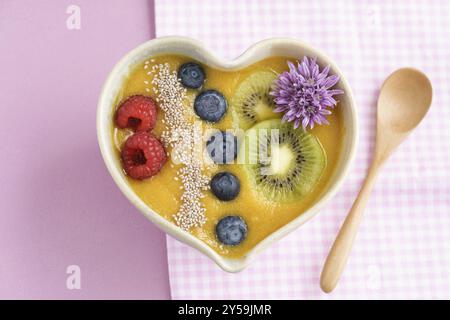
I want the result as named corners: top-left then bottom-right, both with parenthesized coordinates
top-left (121, 132), bottom-right (167, 180)
top-left (115, 95), bottom-right (157, 132)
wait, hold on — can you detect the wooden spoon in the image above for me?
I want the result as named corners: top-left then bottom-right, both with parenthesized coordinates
top-left (320, 68), bottom-right (432, 293)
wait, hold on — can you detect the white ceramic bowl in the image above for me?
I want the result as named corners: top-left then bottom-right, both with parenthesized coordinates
top-left (97, 36), bottom-right (358, 272)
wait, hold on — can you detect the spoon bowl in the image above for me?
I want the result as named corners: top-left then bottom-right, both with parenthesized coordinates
top-left (378, 68), bottom-right (432, 134)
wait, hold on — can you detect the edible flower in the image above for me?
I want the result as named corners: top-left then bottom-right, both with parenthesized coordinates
top-left (270, 56), bottom-right (344, 130)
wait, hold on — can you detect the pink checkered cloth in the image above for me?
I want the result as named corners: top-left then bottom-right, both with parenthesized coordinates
top-left (155, 0), bottom-right (450, 299)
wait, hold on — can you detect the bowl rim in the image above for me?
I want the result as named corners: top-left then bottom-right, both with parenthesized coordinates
top-left (97, 36), bottom-right (359, 272)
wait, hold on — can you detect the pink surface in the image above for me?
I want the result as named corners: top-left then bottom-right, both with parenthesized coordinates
top-left (0, 0), bottom-right (171, 299)
top-left (156, 0), bottom-right (450, 299)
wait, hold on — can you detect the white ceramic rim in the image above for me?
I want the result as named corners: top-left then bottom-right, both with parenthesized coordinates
top-left (97, 36), bottom-right (359, 272)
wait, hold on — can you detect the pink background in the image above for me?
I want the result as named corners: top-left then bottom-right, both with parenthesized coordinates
top-left (2, 0), bottom-right (450, 300)
top-left (0, 0), bottom-right (171, 299)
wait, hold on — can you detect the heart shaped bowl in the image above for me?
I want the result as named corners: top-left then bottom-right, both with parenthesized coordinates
top-left (97, 36), bottom-right (358, 272)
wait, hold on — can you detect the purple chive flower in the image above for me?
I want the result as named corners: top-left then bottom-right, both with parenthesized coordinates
top-left (270, 56), bottom-right (344, 130)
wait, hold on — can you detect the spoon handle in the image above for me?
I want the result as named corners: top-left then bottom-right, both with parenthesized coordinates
top-left (320, 164), bottom-right (380, 293)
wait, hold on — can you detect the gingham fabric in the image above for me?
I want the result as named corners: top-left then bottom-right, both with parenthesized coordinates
top-left (155, 0), bottom-right (450, 299)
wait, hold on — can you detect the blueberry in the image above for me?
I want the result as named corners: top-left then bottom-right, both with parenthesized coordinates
top-left (206, 131), bottom-right (237, 164)
top-left (216, 216), bottom-right (247, 246)
top-left (178, 62), bottom-right (205, 89)
top-left (194, 90), bottom-right (227, 122)
top-left (210, 172), bottom-right (240, 201)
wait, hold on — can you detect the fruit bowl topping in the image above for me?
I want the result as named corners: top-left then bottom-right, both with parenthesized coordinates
top-left (270, 56), bottom-right (344, 130)
top-left (216, 215), bottom-right (248, 246)
top-left (206, 130), bottom-right (238, 164)
top-left (231, 70), bottom-right (278, 130)
top-left (238, 119), bottom-right (326, 202)
top-left (121, 131), bottom-right (167, 180)
top-left (210, 172), bottom-right (240, 201)
top-left (194, 89), bottom-right (228, 122)
top-left (115, 95), bottom-right (157, 132)
top-left (178, 62), bottom-right (205, 89)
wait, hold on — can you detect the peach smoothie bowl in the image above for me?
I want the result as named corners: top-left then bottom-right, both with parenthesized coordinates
top-left (97, 37), bottom-right (358, 272)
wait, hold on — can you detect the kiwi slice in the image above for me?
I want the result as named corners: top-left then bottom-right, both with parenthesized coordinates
top-left (231, 71), bottom-right (279, 130)
top-left (238, 119), bottom-right (327, 202)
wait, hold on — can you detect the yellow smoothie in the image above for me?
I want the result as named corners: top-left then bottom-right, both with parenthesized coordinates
top-left (112, 55), bottom-right (344, 258)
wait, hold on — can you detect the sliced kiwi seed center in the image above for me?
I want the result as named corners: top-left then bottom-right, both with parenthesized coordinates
top-left (267, 144), bottom-right (294, 176)
top-left (242, 119), bottom-right (326, 203)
